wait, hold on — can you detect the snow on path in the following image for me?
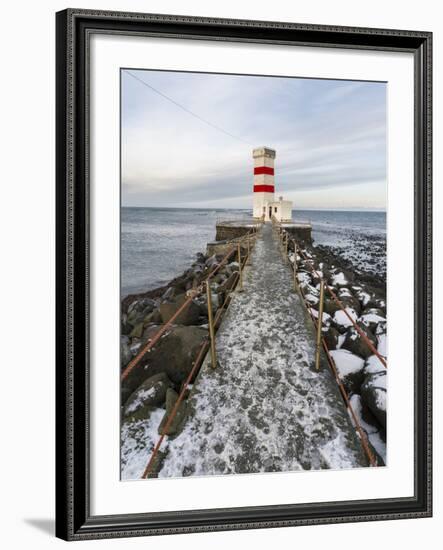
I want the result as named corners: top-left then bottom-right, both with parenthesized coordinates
top-left (160, 224), bottom-right (367, 477)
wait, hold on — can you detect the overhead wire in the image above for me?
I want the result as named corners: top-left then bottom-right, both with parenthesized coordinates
top-left (125, 70), bottom-right (253, 146)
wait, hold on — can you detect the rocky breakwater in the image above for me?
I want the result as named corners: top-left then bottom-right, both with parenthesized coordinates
top-left (289, 241), bottom-right (387, 465)
top-left (120, 245), bottom-right (247, 479)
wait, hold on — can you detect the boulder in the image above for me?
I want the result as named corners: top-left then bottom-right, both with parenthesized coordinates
top-left (205, 254), bottom-right (218, 268)
top-left (161, 286), bottom-right (176, 301)
top-left (142, 323), bottom-right (162, 343)
top-left (348, 393), bottom-right (386, 466)
top-left (121, 342), bottom-right (132, 369)
top-left (360, 357), bottom-right (387, 429)
top-left (356, 288), bottom-right (386, 312)
top-left (331, 307), bottom-right (359, 334)
top-left (123, 373), bottom-right (173, 421)
top-left (329, 349), bottom-right (365, 394)
top-left (323, 297), bottom-right (342, 316)
top-left (322, 326), bottom-right (339, 350)
top-left (121, 313), bottom-right (135, 335)
top-left (329, 270), bottom-right (354, 288)
top-left (217, 272), bottom-right (238, 293)
top-left (304, 291), bottom-right (319, 307)
top-left (126, 298), bottom-right (157, 327)
top-left (121, 325), bottom-right (208, 396)
top-left (339, 296), bottom-right (361, 316)
top-left (311, 269), bottom-right (329, 286)
top-left (159, 293), bottom-right (201, 325)
top-left (158, 388), bottom-right (187, 436)
top-left (129, 322), bottom-right (144, 339)
top-left (341, 322), bottom-right (377, 360)
top-left (359, 308), bottom-right (386, 333)
top-left (195, 252), bottom-right (206, 264)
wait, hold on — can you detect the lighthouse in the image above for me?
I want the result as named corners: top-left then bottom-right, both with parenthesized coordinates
top-left (252, 147), bottom-right (292, 222)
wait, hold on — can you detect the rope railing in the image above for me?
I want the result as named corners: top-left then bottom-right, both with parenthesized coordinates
top-left (121, 226), bottom-right (260, 383)
top-left (140, 230), bottom-right (258, 478)
top-left (133, 221), bottom-right (381, 476)
top-left (274, 222), bottom-right (387, 369)
top-left (272, 219), bottom-right (380, 467)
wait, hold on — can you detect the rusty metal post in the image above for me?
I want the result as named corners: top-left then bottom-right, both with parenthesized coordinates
top-left (292, 240), bottom-right (298, 291)
top-left (206, 280), bottom-right (217, 369)
top-left (237, 242), bottom-right (243, 291)
top-left (246, 234), bottom-right (251, 265)
top-left (315, 279), bottom-right (325, 371)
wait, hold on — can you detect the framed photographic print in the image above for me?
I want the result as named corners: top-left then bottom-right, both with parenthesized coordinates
top-left (55, 8), bottom-right (432, 541)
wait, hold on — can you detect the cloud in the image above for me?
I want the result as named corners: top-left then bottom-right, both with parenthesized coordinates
top-left (121, 70), bottom-right (386, 209)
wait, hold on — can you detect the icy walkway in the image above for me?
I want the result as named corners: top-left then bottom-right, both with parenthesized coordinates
top-left (159, 224), bottom-right (367, 477)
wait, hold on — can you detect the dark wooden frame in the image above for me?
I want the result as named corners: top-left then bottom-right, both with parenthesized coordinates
top-left (55, 8), bottom-right (432, 541)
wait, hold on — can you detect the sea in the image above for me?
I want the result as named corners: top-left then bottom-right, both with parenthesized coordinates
top-left (121, 207), bottom-right (386, 296)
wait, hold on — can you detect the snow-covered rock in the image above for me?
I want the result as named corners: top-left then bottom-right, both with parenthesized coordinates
top-left (123, 372), bottom-right (173, 420)
top-left (329, 349), bottom-right (365, 393)
top-left (349, 394), bottom-right (386, 465)
top-left (331, 271), bottom-right (349, 287)
top-left (359, 308), bottom-right (386, 332)
top-left (341, 323), bottom-right (377, 360)
top-left (377, 332), bottom-right (387, 357)
top-left (360, 357), bottom-right (387, 429)
top-left (332, 307), bottom-right (358, 333)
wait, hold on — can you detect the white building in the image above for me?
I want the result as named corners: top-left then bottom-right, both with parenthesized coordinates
top-left (252, 147), bottom-right (292, 222)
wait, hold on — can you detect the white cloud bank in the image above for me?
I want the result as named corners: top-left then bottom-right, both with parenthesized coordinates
top-left (122, 69), bottom-right (386, 210)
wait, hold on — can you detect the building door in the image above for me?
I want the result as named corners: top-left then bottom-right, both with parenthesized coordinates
top-left (269, 206), bottom-right (272, 220)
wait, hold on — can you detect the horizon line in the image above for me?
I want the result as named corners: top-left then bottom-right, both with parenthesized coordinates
top-left (121, 205), bottom-right (387, 213)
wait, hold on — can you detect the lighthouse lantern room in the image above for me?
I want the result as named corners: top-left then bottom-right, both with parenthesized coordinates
top-left (252, 147), bottom-right (292, 222)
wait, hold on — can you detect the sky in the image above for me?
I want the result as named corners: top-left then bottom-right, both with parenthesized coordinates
top-left (121, 69), bottom-right (386, 211)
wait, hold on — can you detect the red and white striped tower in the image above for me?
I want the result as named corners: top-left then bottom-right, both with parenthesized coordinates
top-left (252, 146), bottom-right (276, 220)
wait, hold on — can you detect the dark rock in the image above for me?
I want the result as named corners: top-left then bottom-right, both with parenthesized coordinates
top-left (218, 272), bottom-right (238, 294)
top-left (158, 388), bottom-right (187, 436)
top-left (205, 255), bottom-right (218, 268)
top-left (329, 349), bottom-right (365, 394)
top-left (149, 309), bottom-right (162, 324)
top-left (162, 286), bottom-right (176, 301)
top-left (121, 325), bottom-right (208, 395)
top-left (121, 315), bottom-right (133, 336)
top-left (142, 323), bottom-right (162, 342)
top-left (129, 322), bottom-right (144, 339)
top-left (126, 298), bottom-right (157, 327)
top-left (311, 267), bottom-right (331, 286)
top-left (121, 342), bottom-right (132, 368)
top-left (123, 373), bottom-right (173, 421)
top-left (129, 342), bottom-right (141, 356)
top-left (341, 322), bottom-right (377, 359)
top-left (360, 359), bottom-right (387, 429)
top-left (323, 297), bottom-right (342, 316)
top-left (322, 326), bottom-right (339, 350)
top-left (159, 294), bottom-right (200, 325)
top-left (336, 289), bottom-right (361, 316)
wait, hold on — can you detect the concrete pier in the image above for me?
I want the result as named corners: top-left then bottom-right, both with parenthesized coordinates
top-left (215, 219), bottom-right (312, 244)
top-left (159, 224), bottom-right (367, 477)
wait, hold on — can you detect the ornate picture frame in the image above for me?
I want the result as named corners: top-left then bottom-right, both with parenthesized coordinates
top-left (55, 8), bottom-right (432, 541)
